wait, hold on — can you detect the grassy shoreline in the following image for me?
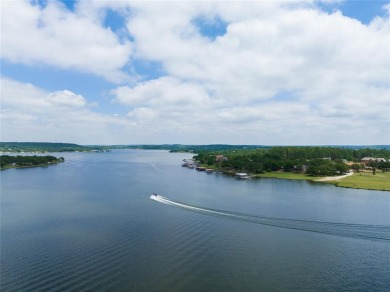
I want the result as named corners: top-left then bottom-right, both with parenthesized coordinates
top-left (254, 172), bottom-right (318, 181)
top-left (254, 171), bottom-right (390, 191)
top-left (200, 165), bottom-right (389, 191)
top-left (328, 172), bottom-right (390, 191)
top-left (0, 161), bottom-right (63, 171)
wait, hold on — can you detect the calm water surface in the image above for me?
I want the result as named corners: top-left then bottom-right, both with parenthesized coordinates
top-left (1, 150), bottom-right (389, 291)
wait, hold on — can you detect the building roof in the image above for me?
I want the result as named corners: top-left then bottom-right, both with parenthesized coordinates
top-left (361, 157), bottom-right (386, 162)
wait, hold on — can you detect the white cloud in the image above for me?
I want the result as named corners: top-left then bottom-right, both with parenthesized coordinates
top-left (1, 0), bottom-right (133, 82)
top-left (0, 78), bottom-right (132, 144)
top-left (0, 78), bottom-right (48, 110)
top-left (126, 2), bottom-right (389, 101)
top-left (112, 1), bottom-right (389, 144)
top-left (127, 107), bottom-right (157, 126)
top-left (1, 1), bottom-right (389, 145)
top-left (384, 3), bottom-right (390, 14)
top-left (1, 79), bottom-right (89, 111)
top-left (112, 77), bottom-right (210, 109)
top-left (47, 90), bottom-right (87, 108)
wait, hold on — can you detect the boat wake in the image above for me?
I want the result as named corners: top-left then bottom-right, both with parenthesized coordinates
top-left (150, 194), bottom-right (390, 241)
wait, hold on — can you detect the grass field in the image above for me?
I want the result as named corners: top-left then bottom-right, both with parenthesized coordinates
top-left (255, 171), bottom-right (390, 191)
top-left (255, 171), bottom-right (318, 181)
top-left (331, 171), bottom-right (390, 191)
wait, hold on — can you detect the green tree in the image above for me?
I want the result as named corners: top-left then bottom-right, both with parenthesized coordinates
top-left (367, 160), bottom-right (378, 175)
top-left (378, 161), bottom-right (390, 172)
top-left (334, 159), bottom-right (349, 174)
top-left (351, 163), bottom-right (363, 172)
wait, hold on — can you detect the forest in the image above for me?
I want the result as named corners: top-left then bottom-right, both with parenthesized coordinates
top-left (101, 144), bottom-right (269, 152)
top-left (0, 142), bottom-right (95, 152)
top-left (0, 155), bottom-right (65, 169)
top-left (0, 142), bottom-right (267, 153)
top-left (2, 142), bottom-right (389, 154)
top-left (194, 146), bottom-right (390, 176)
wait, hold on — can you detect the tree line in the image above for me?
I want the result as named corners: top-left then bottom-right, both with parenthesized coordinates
top-left (194, 146), bottom-right (390, 176)
top-left (0, 142), bottom-right (95, 152)
top-left (0, 155), bottom-right (64, 169)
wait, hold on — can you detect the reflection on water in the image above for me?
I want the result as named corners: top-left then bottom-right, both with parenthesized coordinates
top-left (1, 150), bottom-right (390, 291)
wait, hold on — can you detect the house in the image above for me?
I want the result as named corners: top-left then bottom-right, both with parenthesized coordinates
top-left (360, 157), bottom-right (386, 165)
top-left (215, 155), bottom-right (228, 162)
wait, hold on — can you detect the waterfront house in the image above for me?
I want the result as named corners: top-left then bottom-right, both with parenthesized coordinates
top-left (215, 155), bottom-right (228, 162)
top-left (360, 157), bottom-right (386, 165)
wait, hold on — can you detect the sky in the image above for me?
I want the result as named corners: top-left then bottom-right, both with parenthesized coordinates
top-left (1, 0), bottom-right (389, 145)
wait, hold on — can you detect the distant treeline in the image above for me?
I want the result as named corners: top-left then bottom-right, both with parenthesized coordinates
top-left (0, 155), bottom-right (64, 169)
top-left (105, 144), bottom-right (390, 151)
top-left (2, 143), bottom-right (267, 153)
top-left (98, 144), bottom-right (269, 152)
top-left (2, 142), bottom-right (389, 154)
top-left (194, 146), bottom-right (390, 176)
top-left (0, 142), bottom-right (95, 152)
top-left (104, 144), bottom-right (390, 152)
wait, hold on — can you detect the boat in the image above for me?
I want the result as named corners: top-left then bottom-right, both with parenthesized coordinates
top-left (235, 172), bottom-right (250, 179)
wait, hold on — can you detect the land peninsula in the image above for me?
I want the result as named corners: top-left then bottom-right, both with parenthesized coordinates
top-left (0, 142), bottom-right (103, 153)
top-left (0, 155), bottom-right (64, 170)
top-left (1, 142), bottom-right (389, 191)
top-left (192, 146), bottom-right (390, 191)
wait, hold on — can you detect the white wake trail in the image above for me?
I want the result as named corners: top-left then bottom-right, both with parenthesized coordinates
top-left (150, 194), bottom-right (390, 241)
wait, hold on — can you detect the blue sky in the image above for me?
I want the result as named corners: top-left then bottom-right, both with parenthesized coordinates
top-left (1, 1), bottom-right (389, 145)
top-left (320, 0), bottom-right (388, 24)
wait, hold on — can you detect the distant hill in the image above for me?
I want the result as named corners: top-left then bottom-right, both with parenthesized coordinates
top-left (2, 142), bottom-right (389, 153)
top-left (330, 145), bottom-right (390, 150)
top-left (95, 144), bottom-right (390, 152)
top-left (0, 142), bottom-right (95, 152)
top-left (95, 144), bottom-right (271, 152)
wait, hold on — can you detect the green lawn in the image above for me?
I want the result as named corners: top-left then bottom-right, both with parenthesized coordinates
top-left (331, 171), bottom-right (390, 191)
top-left (255, 171), bottom-right (390, 191)
top-left (255, 171), bottom-right (318, 181)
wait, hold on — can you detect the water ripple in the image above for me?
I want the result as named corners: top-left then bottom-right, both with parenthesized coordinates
top-left (150, 194), bottom-right (390, 241)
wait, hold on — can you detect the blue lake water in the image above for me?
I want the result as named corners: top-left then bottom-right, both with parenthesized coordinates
top-left (1, 150), bottom-right (389, 291)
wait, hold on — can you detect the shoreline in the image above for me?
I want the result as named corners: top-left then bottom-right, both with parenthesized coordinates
top-left (0, 162), bottom-right (63, 171)
top-left (254, 171), bottom-right (389, 192)
top-left (0, 158), bottom-right (64, 171)
top-left (314, 171), bottom-right (354, 182)
top-left (203, 167), bottom-right (390, 192)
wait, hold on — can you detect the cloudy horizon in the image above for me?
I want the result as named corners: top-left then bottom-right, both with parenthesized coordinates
top-left (1, 0), bottom-right (389, 145)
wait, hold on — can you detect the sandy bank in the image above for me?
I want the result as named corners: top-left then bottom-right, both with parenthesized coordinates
top-left (315, 171), bottom-right (354, 182)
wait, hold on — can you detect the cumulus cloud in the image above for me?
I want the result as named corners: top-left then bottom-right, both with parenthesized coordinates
top-left (1, 79), bottom-right (89, 111)
top-left (1, 0), bottom-right (133, 82)
top-left (384, 3), bottom-right (390, 15)
top-left (0, 78), bottom-right (131, 144)
top-left (112, 1), bottom-right (389, 144)
top-left (112, 77), bottom-right (210, 109)
top-left (1, 1), bottom-right (389, 144)
top-left (47, 90), bottom-right (87, 108)
top-left (124, 2), bottom-right (388, 102)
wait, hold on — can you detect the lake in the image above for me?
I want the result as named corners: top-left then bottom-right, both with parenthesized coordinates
top-left (1, 150), bottom-right (389, 291)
